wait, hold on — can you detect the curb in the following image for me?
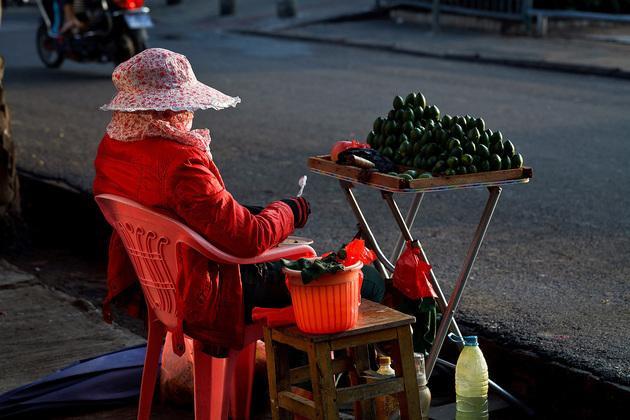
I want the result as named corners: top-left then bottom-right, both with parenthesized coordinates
top-left (232, 28), bottom-right (630, 81)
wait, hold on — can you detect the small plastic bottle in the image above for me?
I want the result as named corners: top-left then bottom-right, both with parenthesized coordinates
top-left (414, 353), bottom-right (431, 420)
top-left (455, 336), bottom-right (489, 420)
top-left (375, 356), bottom-right (398, 419)
top-left (376, 356), bottom-right (396, 376)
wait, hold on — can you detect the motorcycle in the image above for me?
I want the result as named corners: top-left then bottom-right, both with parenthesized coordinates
top-left (34, 0), bottom-right (152, 68)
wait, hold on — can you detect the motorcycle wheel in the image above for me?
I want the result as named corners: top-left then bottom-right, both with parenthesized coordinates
top-left (113, 29), bottom-right (147, 65)
top-left (36, 22), bottom-right (64, 69)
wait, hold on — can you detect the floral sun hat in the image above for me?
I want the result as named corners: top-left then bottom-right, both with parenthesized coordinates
top-left (100, 48), bottom-right (240, 112)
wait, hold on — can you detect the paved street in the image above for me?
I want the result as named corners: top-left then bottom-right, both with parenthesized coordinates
top-left (1, 0), bottom-right (629, 395)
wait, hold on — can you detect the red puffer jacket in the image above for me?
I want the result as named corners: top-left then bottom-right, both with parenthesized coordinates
top-left (93, 135), bottom-right (295, 349)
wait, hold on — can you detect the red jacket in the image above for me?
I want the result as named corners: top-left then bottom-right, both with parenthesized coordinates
top-left (93, 135), bottom-right (295, 349)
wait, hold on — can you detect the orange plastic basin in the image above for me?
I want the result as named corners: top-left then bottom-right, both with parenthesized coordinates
top-left (284, 261), bottom-right (363, 334)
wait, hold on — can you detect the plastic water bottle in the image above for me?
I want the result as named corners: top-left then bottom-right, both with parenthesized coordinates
top-left (454, 335), bottom-right (489, 420)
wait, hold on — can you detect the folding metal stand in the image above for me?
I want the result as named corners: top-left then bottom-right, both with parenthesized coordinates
top-left (319, 176), bottom-right (532, 412)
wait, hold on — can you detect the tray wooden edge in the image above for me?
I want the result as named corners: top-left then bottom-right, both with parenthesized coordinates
top-left (308, 155), bottom-right (532, 191)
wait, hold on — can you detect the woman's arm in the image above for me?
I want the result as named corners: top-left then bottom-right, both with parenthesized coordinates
top-left (166, 152), bottom-right (297, 258)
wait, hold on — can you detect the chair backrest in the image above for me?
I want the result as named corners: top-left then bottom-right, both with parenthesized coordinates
top-left (95, 194), bottom-right (317, 332)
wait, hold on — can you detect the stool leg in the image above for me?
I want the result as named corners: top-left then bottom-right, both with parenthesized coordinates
top-left (391, 325), bottom-right (422, 420)
top-left (263, 327), bottom-right (291, 420)
top-left (310, 342), bottom-right (339, 419)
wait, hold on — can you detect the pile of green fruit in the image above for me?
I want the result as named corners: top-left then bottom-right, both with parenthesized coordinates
top-left (366, 92), bottom-right (524, 177)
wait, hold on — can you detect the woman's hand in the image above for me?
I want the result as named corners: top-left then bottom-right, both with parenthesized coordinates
top-left (281, 197), bottom-right (310, 229)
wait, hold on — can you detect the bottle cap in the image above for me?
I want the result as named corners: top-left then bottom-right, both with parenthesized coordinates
top-left (378, 356), bottom-right (391, 365)
top-left (463, 336), bottom-right (478, 346)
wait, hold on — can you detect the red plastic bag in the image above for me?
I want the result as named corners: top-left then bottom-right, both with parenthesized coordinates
top-left (340, 239), bottom-right (377, 267)
top-left (160, 331), bottom-right (194, 406)
top-left (393, 242), bottom-right (437, 300)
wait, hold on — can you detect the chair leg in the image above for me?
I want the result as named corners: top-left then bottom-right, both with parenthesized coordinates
top-left (193, 341), bottom-right (228, 420)
top-left (229, 341), bottom-right (257, 420)
top-left (137, 315), bottom-right (167, 420)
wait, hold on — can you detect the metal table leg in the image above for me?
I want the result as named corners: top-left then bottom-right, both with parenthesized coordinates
top-left (340, 181), bottom-right (395, 277)
top-left (425, 186), bottom-right (501, 377)
top-left (380, 192), bottom-right (465, 339)
top-left (390, 193), bottom-right (424, 262)
top-left (337, 182), bottom-right (530, 413)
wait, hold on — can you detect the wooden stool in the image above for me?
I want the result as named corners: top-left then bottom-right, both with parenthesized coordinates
top-left (263, 299), bottom-right (422, 419)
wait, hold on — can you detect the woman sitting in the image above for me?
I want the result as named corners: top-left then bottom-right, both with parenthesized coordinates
top-left (93, 48), bottom-right (384, 352)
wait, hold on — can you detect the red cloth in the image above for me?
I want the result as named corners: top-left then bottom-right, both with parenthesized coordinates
top-left (93, 134), bottom-right (295, 349)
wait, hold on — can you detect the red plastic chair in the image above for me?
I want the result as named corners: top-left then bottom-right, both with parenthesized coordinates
top-left (95, 194), bottom-right (316, 420)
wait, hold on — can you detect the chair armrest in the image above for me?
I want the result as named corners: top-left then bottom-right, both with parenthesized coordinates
top-left (241, 244), bottom-right (317, 264)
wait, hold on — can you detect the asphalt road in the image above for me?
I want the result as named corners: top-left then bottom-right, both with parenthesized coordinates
top-left (1, 5), bottom-right (628, 387)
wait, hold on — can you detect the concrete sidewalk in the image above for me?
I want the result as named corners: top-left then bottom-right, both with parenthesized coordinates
top-left (234, 8), bottom-right (630, 79)
top-left (0, 259), bottom-right (196, 419)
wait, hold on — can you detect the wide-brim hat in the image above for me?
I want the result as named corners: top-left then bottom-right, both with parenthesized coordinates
top-left (100, 48), bottom-right (240, 112)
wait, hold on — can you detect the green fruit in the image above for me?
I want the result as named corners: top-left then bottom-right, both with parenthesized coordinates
top-left (503, 140), bottom-right (515, 157)
top-left (405, 169), bottom-right (418, 177)
top-left (399, 139), bottom-right (411, 156)
top-left (426, 155), bottom-right (438, 169)
top-left (467, 128), bottom-right (480, 142)
top-left (501, 155), bottom-right (511, 170)
top-left (477, 144), bottom-right (490, 159)
top-left (448, 138), bottom-right (461, 150)
top-left (472, 155), bottom-right (480, 166)
top-left (382, 147), bottom-right (394, 158)
top-left (395, 109), bottom-right (405, 122)
top-left (403, 108), bottom-right (415, 122)
top-left (425, 105), bottom-right (440, 120)
top-left (464, 115), bottom-right (475, 129)
top-left (447, 156), bottom-right (459, 168)
top-left (386, 135), bottom-right (398, 147)
top-left (445, 168), bottom-right (456, 176)
top-left (490, 131), bottom-right (503, 144)
top-left (420, 131), bottom-right (431, 145)
top-left (423, 119), bottom-right (435, 130)
top-left (399, 173), bottom-right (413, 181)
top-left (432, 160), bottom-right (446, 174)
top-left (451, 123), bottom-right (465, 139)
top-left (410, 127), bottom-right (423, 142)
top-left (414, 107), bottom-right (424, 122)
top-left (412, 141), bottom-right (422, 155)
top-left (418, 172), bottom-right (433, 179)
top-left (402, 121), bottom-right (414, 135)
top-left (467, 164), bottom-right (478, 174)
top-left (480, 160), bottom-right (490, 172)
top-left (450, 146), bottom-right (464, 158)
top-left (478, 132), bottom-right (490, 147)
top-left (385, 120), bottom-right (398, 136)
top-left (461, 154), bottom-right (473, 166)
top-left (393, 152), bottom-right (403, 163)
top-left (489, 154), bottom-right (502, 171)
top-left (388, 110), bottom-right (396, 120)
top-left (476, 118), bottom-right (486, 132)
top-left (387, 171), bottom-right (398, 176)
top-left (374, 134), bottom-right (384, 148)
top-left (441, 114), bottom-right (453, 128)
top-left (456, 166), bottom-right (467, 175)
top-left (373, 117), bottom-right (384, 133)
top-left (511, 154), bottom-right (524, 168)
top-left (463, 141), bottom-right (476, 154)
top-left (393, 95), bottom-right (405, 110)
top-left (415, 92), bottom-right (427, 108)
top-left (405, 93), bottom-right (416, 106)
top-left (439, 150), bottom-right (449, 161)
top-left (413, 154), bottom-right (423, 168)
top-left (490, 140), bottom-right (504, 155)
top-left (427, 143), bottom-right (440, 156)
top-left (366, 131), bottom-right (376, 146)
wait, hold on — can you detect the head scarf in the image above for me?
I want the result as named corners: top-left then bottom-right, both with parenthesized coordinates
top-left (106, 110), bottom-right (212, 157)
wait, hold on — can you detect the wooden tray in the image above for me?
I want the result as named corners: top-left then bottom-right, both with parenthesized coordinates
top-left (307, 155), bottom-right (532, 193)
